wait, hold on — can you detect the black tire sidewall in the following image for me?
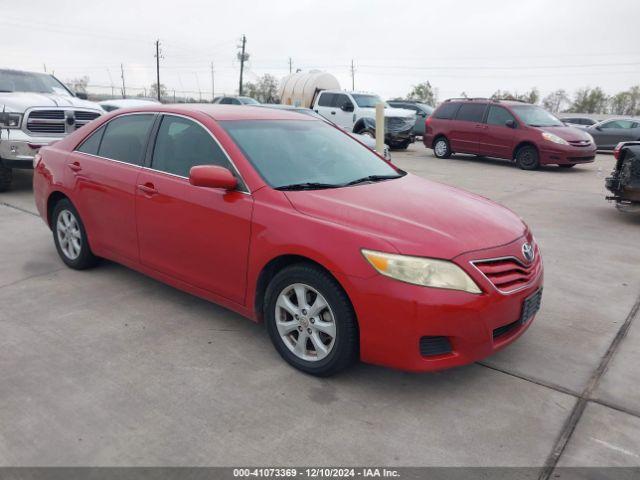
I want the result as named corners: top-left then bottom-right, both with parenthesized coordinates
top-left (52, 199), bottom-right (97, 270)
top-left (0, 165), bottom-right (12, 192)
top-left (516, 146), bottom-right (540, 170)
top-left (264, 264), bottom-right (358, 376)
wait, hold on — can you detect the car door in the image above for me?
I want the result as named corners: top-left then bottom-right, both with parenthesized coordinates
top-left (332, 93), bottom-right (355, 130)
top-left (449, 103), bottom-right (487, 154)
top-left (70, 113), bottom-right (155, 261)
top-left (314, 92), bottom-right (336, 121)
top-left (477, 105), bottom-right (517, 159)
top-left (593, 120), bottom-right (637, 149)
top-left (135, 113), bottom-right (253, 304)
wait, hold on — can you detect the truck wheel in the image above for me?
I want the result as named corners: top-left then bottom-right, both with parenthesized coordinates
top-left (264, 263), bottom-right (358, 377)
top-left (358, 128), bottom-right (376, 138)
top-left (515, 145), bottom-right (540, 170)
top-left (0, 165), bottom-right (12, 192)
top-left (393, 140), bottom-right (411, 151)
top-left (433, 137), bottom-right (451, 158)
top-left (52, 199), bottom-right (99, 270)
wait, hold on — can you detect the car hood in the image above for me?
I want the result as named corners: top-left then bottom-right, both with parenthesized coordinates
top-left (284, 174), bottom-right (527, 259)
top-left (0, 92), bottom-right (103, 112)
top-left (359, 106), bottom-right (415, 119)
top-left (535, 125), bottom-right (593, 142)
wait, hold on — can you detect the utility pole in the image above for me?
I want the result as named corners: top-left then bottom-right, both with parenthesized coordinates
top-left (289, 57), bottom-right (293, 74)
top-left (120, 63), bottom-right (126, 98)
top-left (43, 64), bottom-right (47, 73)
top-left (154, 39), bottom-right (162, 102)
top-left (210, 62), bottom-right (215, 102)
top-left (350, 59), bottom-right (355, 90)
top-left (237, 35), bottom-right (247, 96)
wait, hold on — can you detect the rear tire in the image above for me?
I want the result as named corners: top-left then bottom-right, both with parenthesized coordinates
top-left (433, 137), bottom-right (451, 159)
top-left (0, 165), bottom-right (12, 192)
top-left (52, 199), bottom-right (98, 270)
top-left (264, 263), bottom-right (358, 377)
top-left (515, 145), bottom-right (540, 170)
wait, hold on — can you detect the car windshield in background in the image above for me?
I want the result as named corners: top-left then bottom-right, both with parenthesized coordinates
top-left (239, 97), bottom-right (260, 105)
top-left (352, 94), bottom-right (388, 109)
top-left (420, 104), bottom-right (435, 114)
top-left (221, 119), bottom-right (402, 189)
top-left (0, 70), bottom-right (72, 96)
top-left (511, 105), bottom-right (564, 127)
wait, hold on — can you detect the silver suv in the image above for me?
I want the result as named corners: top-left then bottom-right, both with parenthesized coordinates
top-left (0, 69), bottom-right (103, 191)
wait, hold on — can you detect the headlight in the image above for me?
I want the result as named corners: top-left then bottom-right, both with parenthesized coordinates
top-left (584, 133), bottom-right (595, 144)
top-left (362, 249), bottom-right (481, 294)
top-left (0, 112), bottom-right (22, 129)
top-left (542, 132), bottom-right (568, 145)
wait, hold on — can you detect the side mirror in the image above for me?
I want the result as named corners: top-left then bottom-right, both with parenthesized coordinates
top-left (75, 91), bottom-right (88, 100)
top-left (189, 165), bottom-right (237, 190)
top-left (341, 103), bottom-right (354, 112)
top-left (505, 119), bottom-right (517, 129)
top-left (595, 125), bottom-right (602, 131)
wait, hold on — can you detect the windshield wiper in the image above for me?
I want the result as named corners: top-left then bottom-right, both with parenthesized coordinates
top-left (275, 182), bottom-right (341, 191)
top-left (344, 174), bottom-right (402, 186)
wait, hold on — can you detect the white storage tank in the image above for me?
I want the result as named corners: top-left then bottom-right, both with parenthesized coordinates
top-left (279, 70), bottom-right (341, 108)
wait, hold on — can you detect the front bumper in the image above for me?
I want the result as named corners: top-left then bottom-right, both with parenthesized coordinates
top-left (0, 130), bottom-right (58, 169)
top-left (539, 143), bottom-right (597, 166)
top-left (342, 237), bottom-right (544, 372)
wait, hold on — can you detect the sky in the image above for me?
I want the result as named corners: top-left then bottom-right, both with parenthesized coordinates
top-left (2, 0), bottom-right (640, 102)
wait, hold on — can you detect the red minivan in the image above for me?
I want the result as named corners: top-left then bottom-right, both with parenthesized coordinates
top-left (34, 105), bottom-right (543, 376)
top-left (424, 99), bottom-right (597, 169)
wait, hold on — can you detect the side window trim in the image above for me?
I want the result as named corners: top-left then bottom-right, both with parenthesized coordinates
top-left (148, 113), bottom-right (250, 193)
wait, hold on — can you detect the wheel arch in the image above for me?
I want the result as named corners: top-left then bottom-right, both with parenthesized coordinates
top-left (512, 141), bottom-right (539, 160)
top-left (432, 134), bottom-right (448, 149)
top-left (353, 117), bottom-right (375, 134)
top-left (46, 190), bottom-right (70, 229)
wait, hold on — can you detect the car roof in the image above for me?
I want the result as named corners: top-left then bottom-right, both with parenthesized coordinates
top-left (109, 104), bottom-right (317, 121)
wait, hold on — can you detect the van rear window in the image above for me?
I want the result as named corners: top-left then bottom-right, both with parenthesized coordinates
top-left (434, 102), bottom-right (460, 119)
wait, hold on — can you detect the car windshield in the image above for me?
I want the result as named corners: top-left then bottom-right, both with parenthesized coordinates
top-left (352, 94), bottom-right (388, 109)
top-left (239, 97), bottom-right (260, 105)
top-left (419, 104), bottom-right (434, 114)
top-left (511, 105), bottom-right (564, 127)
top-left (221, 119), bottom-right (402, 189)
top-left (0, 70), bottom-right (72, 96)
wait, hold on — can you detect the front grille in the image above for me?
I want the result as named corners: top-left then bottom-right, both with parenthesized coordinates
top-left (473, 250), bottom-right (541, 293)
top-left (26, 109), bottom-right (66, 134)
top-left (75, 110), bottom-right (101, 122)
top-left (493, 289), bottom-right (542, 340)
top-left (419, 336), bottom-right (452, 357)
top-left (28, 110), bottom-right (65, 120)
top-left (568, 140), bottom-right (592, 147)
top-left (568, 156), bottom-right (596, 162)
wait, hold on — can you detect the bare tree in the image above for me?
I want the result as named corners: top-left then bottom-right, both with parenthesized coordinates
top-left (243, 74), bottom-right (279, 103)
top-left (542, 89), bottom-right (570, 113)
top-left (149, 83), bottom-right (168, 101)
top-left (65, 76), bottom-right (90, 94)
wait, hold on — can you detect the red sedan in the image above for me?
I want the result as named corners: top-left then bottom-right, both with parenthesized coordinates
top-left (33, 105), bottom-right (543, 376)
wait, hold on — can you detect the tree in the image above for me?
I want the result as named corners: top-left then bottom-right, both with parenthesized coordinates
top-left (243, 74), bottom-right (279, 103)
top-left (65, 76), bottom-right (89, 94)
top-left (149, 83), bottom-right (168, 101)
top-left (569, 87), bottom-right (608, 114)
top-left (406, 81), bottom-right (436, 105)
top-left (608, 86), bottom-right (640, 115)
top-left (491, 88), bottom-right (539, 104)
top-left (542, 89), bottom-right (570, 113)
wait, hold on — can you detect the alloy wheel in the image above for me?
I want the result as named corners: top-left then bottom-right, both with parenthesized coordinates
top-left (434, 139), bottom-right (448, 157)
top-left (275, 283), bottom-right (336, 362)
top-left (56, 209), bottom-right (82, 260)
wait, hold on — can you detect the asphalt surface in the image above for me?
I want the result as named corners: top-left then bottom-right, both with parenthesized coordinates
top-left (0, 147), bottom-right (639, 472)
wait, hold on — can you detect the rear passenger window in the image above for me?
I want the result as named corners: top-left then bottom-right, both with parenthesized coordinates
top-left (98, 114), bottom-right (155, 165)
top-left (434, 102), bottom-right (460, 119)
top-left (317, 93), bottom-right (336, 107)
top-left (76, 125), bottom-right (105, 155)
top-left (486, 106), bottom-right (516, 127)
top-left (455, 103), bottom-right (487, 122)
top-left (152, 115), bottom-right (231, 177)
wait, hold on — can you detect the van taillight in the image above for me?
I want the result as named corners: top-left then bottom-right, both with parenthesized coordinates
top-left (614, 143), bottom-right (623, 160)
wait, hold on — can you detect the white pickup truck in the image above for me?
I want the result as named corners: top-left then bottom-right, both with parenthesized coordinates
top-left (0, 69), bottom-right (103, 191)
top-left (312, 90), bottom-right (416, 150)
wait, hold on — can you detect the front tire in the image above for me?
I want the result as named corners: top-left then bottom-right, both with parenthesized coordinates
top-left (264, 263), bottom-right (358, 376)
top-left (515, 145), bottom-right (540, 170)
top-left (52, 199), bottom-right (98, 270)
top-left (0, 165), bottom-right (12, 192)
top-left (433, 137), bottom-right (451, 158)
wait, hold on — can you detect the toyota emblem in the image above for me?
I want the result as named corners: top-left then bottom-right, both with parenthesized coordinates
top-left (522, 243), bottom-right (535, 263)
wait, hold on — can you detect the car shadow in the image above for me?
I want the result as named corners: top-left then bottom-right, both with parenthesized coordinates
top-left (448, 154), bottom-right (591, 173)
top-left (7, 168), bottom-right (34, 192)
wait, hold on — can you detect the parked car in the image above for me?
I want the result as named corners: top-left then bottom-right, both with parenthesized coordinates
top-left (387, 100), bottom-right (434, 136)
top-left (605, 141), bottom-right (640, 212)
top-left (33, 105), bottom-right (543, 376)
top-left (0, 68), bottom-right (103, 191)
top-left (561, 116), bottom-right (597, 127)
top-left (312, 90), bottom-right (415, 150)
top-left (258, 104), bottom-right (391, 160)
top-left (583, 118), bottom-right (640, 150)
top-left (424, 98), bottom-right (597, 169)
top-left (212, 96), bottom-right (260, 105)
top-left (99, 98), bottom-right (160, 112)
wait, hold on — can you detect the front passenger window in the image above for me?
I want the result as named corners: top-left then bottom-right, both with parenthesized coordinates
top-left (152, 115), bottom-right (231, 178)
